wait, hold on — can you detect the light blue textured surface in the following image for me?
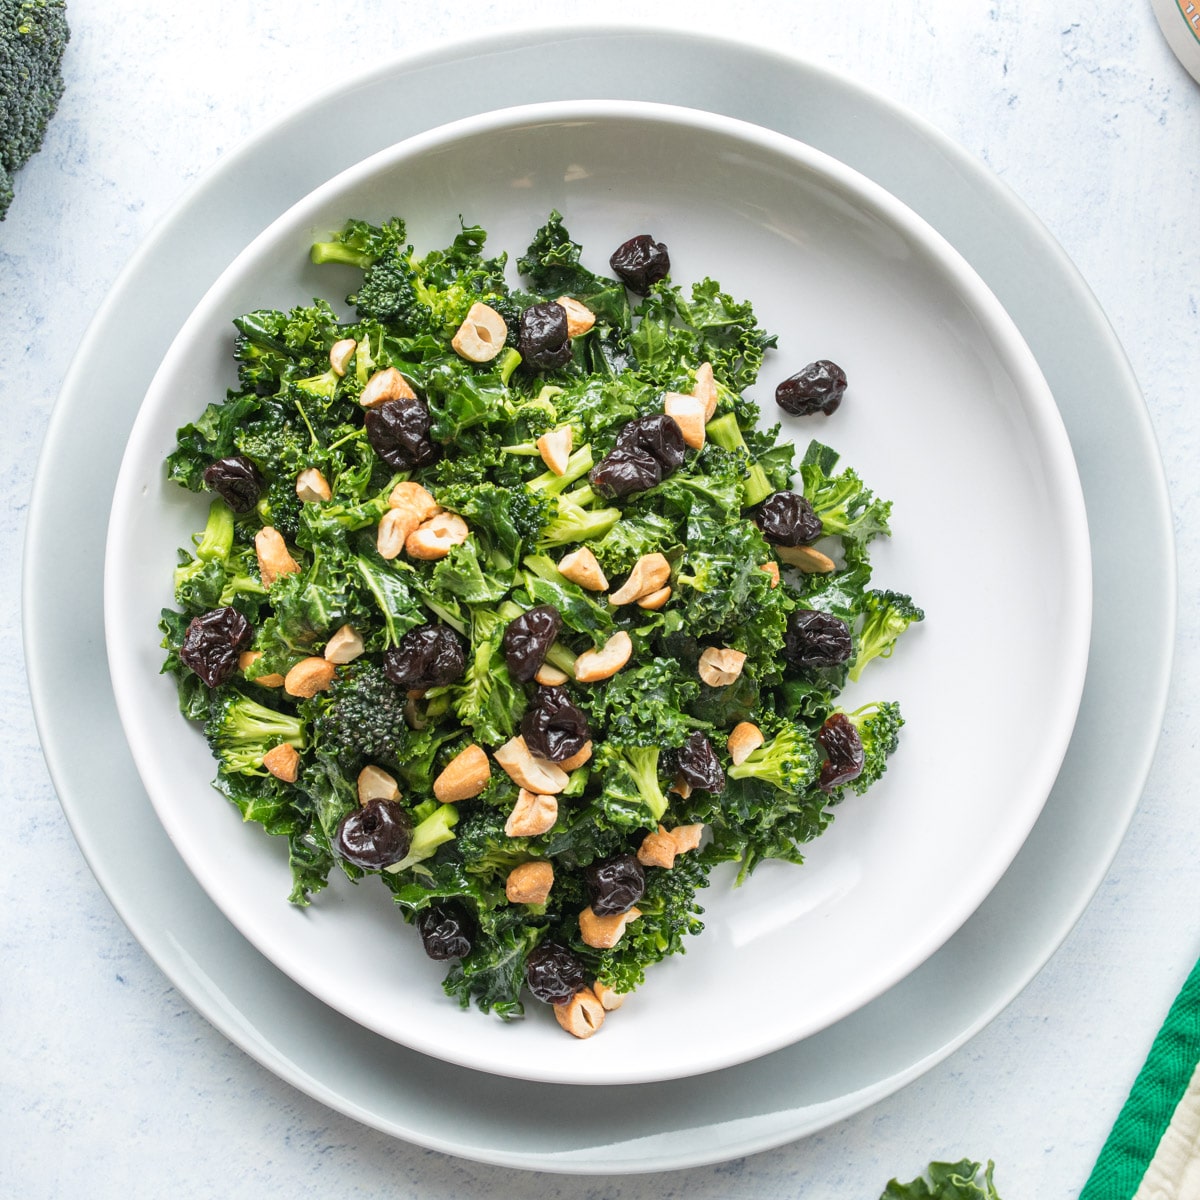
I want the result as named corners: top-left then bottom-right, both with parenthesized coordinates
top-left (3, 3), bottom-right (1198, 1196)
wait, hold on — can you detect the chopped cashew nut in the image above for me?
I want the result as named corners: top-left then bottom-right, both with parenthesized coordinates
top-left (376, 506), bottom-right (418, 560)
top-left (557, 740), bottom-right (593, 772)
top-left (775, 543), bottom-right (836, 573)
top-left (554, 987), bottom-right (606, 1039)
top-left (328, 338), bottom-right (357, 376)
top-left (536, 425), bottom-right (573, 476)
top-left (557, 546), bottom-right (608, 592)
top-left (579, 905), bottom-right (642, 949)
top-left (534, 662), bottom-right (570, 687)
top-left (504, 788), bottom-right (559, 837)
top-left (759, 561), bottom-right (781, 588)
top-left (324, 624), bottom-right (364, 664)
top-left (591, 981), bottom-right (625, 1011)
top-left (573, 630), bottom-right (633, 683)
top-left (283, 656), bottom-right (336, 698)
top-left (406, 511), bottom-right (469, 560)
top-left (262, 743), bottom-right (300, 783)
top-left (359, 366), bottom-right (416, 408)
top-left (451, 301), bottom-right (507, 363)
top-left (505, 860), bottom-right (554, 905)
top-left (637, 825), bottom-right (678, 869)
top-left (357, 764), bottom-right (400, 805)
top-left (669, 773), bottom-right (693, 800)
top-left (608, 554), bottom-right (671, 606)
top-left (433, 744), bottom-right (491, 803)
top-left (387, 481), bottom-right (440, 521)
top-left (238, 651), bottom-right (284, 688)
top-left (494, 736), bottom-right (569, 794)
top-left (254, 526), bottom-right (299, 587)
top-left (669, 824), bottom-right (705, 854)
top-left (697, 646), bottom-right (747, 687)
top-left (295, 467), bottom-right (332, 503)
top-left (693, 361), bottom-right (718, 420)
top-left (662, 392), bottom-right (706, 449)
top-left (556, 296), bottom-right (596, 337)
top-left (727, 721), bottom-right (765, 766)
top-left (636, 585), bottom-right (671, 611)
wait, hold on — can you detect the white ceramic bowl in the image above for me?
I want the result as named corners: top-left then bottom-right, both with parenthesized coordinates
top-left (105, 100), bottom-right (1091, 1086)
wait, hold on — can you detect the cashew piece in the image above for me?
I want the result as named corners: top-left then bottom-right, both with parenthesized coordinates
top-left (556, 296), bottom-right (596, 338)
top-left (636, 585), bottom-right (671, 611)
top-left (694, 361), bottom-right (718, 421)
top-left (238, 650), bottom-right (284, 688)
top-left (554, 987), bottom-right (606, 1039)
top-left (637, 825), bottom-right (679, 869)
top-left (357, 764), bottom-right (400, 805)
top-left (579, 905), bottom-right (641, 950)
top-left (557, 546), bottom-right (608, 592)
top-left (295, 467), bottom-right (332, 504)
top-left (451, 301), bottom-right (508, 363)
top-left (536, 425), bottom-right (573, 476)
top-left (376, 507), bottom-right (416, 561)
top-left (662, 392), bottom-right (706, 449)
top-left (504, 788), bottom-right (559, 837)
top-left (669, 824), bottom-right (705, 854)
top-left (262, 743), bottom-right (300, 783)
top-left (727, 721), bottom-right (765, 766)
top-left (324, 624), bottom-right (364, 665)
top-left (608, 554), bottom-right (671, 606)
top-left (534, 662), bottom-right (570, 687)
top-left (573, 630), bottom-right (633, 683)
top-left (387, 481), bottom-right (440, 521)
top-left (254, 526), bottom-right (299, 588)
top-left (669, 774), bottom-right (692, 800)
top-left (433, 743), bottom-right (491, 803)
top-left (775, 543), bottom-right (836, 573)
top-left (283, 656), bottom-right (336, 698)
top-left (557, 740), bottom-right (593, 773)
top-left (697, 646), bottom-right (747, 688)
top-left (494, 736), bottom-right (569, 794)
top-left (328, 338), bottom-right (357, 376)
top-left (760, 561), bottom-right (781, 588)
top-left (406, 511), bottom-right (469, 560)
top-left (591, 981), bottom-right (626, 1011)
top-left (505, 860), bottom-right (554, 905)
top-left (359, 366), bottom-right (416, 409)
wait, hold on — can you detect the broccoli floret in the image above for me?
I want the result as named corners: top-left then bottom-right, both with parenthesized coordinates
top-left (594, 743), bottom-right (669, 823)
top-left (310, 661), bottom-right (409, 774)
top-left (840, 701), bottom-right (905, 795)
top-left (849, 590), bottom-right (925, 681)
top-left (385, 801), bottom-right (460, 875)
top-left (799, 440), bottom-right (892, 550)
top-left (704, 412), bottom-right (775, 508)
top-left (205, 691), bottom-right (306, 776)
top-left (0, 0), bottom-right (68, 220)
top-left (726, 722), bottom-right (822, 794)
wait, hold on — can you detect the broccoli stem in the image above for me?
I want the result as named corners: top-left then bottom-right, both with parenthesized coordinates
top-left (310, 241), bottom-right (373, 270)
top-left (527, 445), bottom-right (594, 495)
top-left (385, 804), bottom-right (460, 874)
top-left (705, 413), bottom-right (774, 507)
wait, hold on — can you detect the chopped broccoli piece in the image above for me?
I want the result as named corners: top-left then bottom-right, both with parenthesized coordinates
top-left (205, 691), bottom-right (306, 776)
top-left (309, 661), bottom-right (410, 774)
top-left (726, 722), bottom-right (822, 793)
top-left (840, 701), bottom-right (905, 795)
top-left (850, 590), bottom-right (925, 681)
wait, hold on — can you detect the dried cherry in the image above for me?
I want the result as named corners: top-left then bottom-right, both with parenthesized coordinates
top-left (585, 854), bottom-right (646, 916)
top-left (502, 604), bottom-right (562, 683)
top-left (525, 940), bottom-right (587, 1005)
top-left (334, 798), bottom-right (413, 869)
top-left (676, 730), bottom-right (725, 794)
top-left (609, 235), bottom-right (670, 294)
top-left (364, 396), bottom-right (438, 469)
top-left (775, 360), bottom-right (848, 417)
top-left (203, 455), bottom-right (263, 514)
top-left (179, 606), bottom-right (252, 687)
top-left (382, 624), bottom-right (466, 690)
top-left (615, 413), bottom-right (686, 475)
top-left (818, 712), bottom-right (865, 791)
top-left (416, 903), bottom-right (475, 960)
top-left (756, 491), bottom-right (823, 546)
top-left (588, 447), bottom-right (662, 498)
top-left (520, 686), bottom-right (590, 764)
top-left (518, 302), bottom-right (572, 371)
top-left (783, 610), bottom-right (853, 670)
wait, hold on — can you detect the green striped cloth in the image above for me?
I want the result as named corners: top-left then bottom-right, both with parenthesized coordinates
top-left (1082, 957), bottom-right (1200, 1199)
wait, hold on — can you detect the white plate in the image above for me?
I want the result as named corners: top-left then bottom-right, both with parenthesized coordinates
top-left (105, 100), bottom-right (1090, 1086)
top-left (26, 27), bottom-right (1172, 1167)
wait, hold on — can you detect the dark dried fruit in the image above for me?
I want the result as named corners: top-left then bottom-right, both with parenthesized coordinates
top-left (334, 798), bottom-right (413, 870)
top-left (615, 413), bottom-right (686, 475)
top-left (588, 447), bottom-right (662, 498)
top-left (518, 302), bottom-right (572, 371)
top-left (609, 234), bottom-right (670, 294)
top-left (783, 609), bottom-right (853, 670)
top-left (676, 730), bottom-right (725, 794)
top-left (585, 854), bottom-right (646, 916)
top-left (203, 455), bottom-right (263, 514)
top-left (521, 686), bottom-right (590, 764)
top-left (525, 940), bottom-right (586, 1005)
top-left (818, 712), bottom-right (865, 791)
top-left (179, 606), bottom-right (252, 687)
top-left (364, 396), bottom-right (439, 469)
top-left (502, 604), bottom-right (562, 683)
top-left (756, 491), bottom-right (823, 547)
top-left (775, 360), bottom-right (848, 417)
top-left (416, 903), bottom-right (474, 960)
top-left (382, 624), bottom-right (466, 690)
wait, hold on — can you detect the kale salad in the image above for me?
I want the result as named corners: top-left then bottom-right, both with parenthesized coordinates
top-left (160, 212), bottom-right (923, 1038)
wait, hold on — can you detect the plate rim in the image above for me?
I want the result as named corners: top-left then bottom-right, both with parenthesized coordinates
top-left (23, 23), bottom-right (1175, 1172)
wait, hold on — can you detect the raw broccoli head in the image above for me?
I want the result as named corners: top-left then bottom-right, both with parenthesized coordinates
top-left (726, 721), bottom-right (822, 795)
top-left (309, 660), bottom-right (410, 774)
top-left (840, 701), bottom-right (905, 795)
top-left (0, 0), bottom-right (69, 220)
top-left (204, 690), bottom-right (306, 777)
top-left (849, 590), bottom-right (925, 682)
